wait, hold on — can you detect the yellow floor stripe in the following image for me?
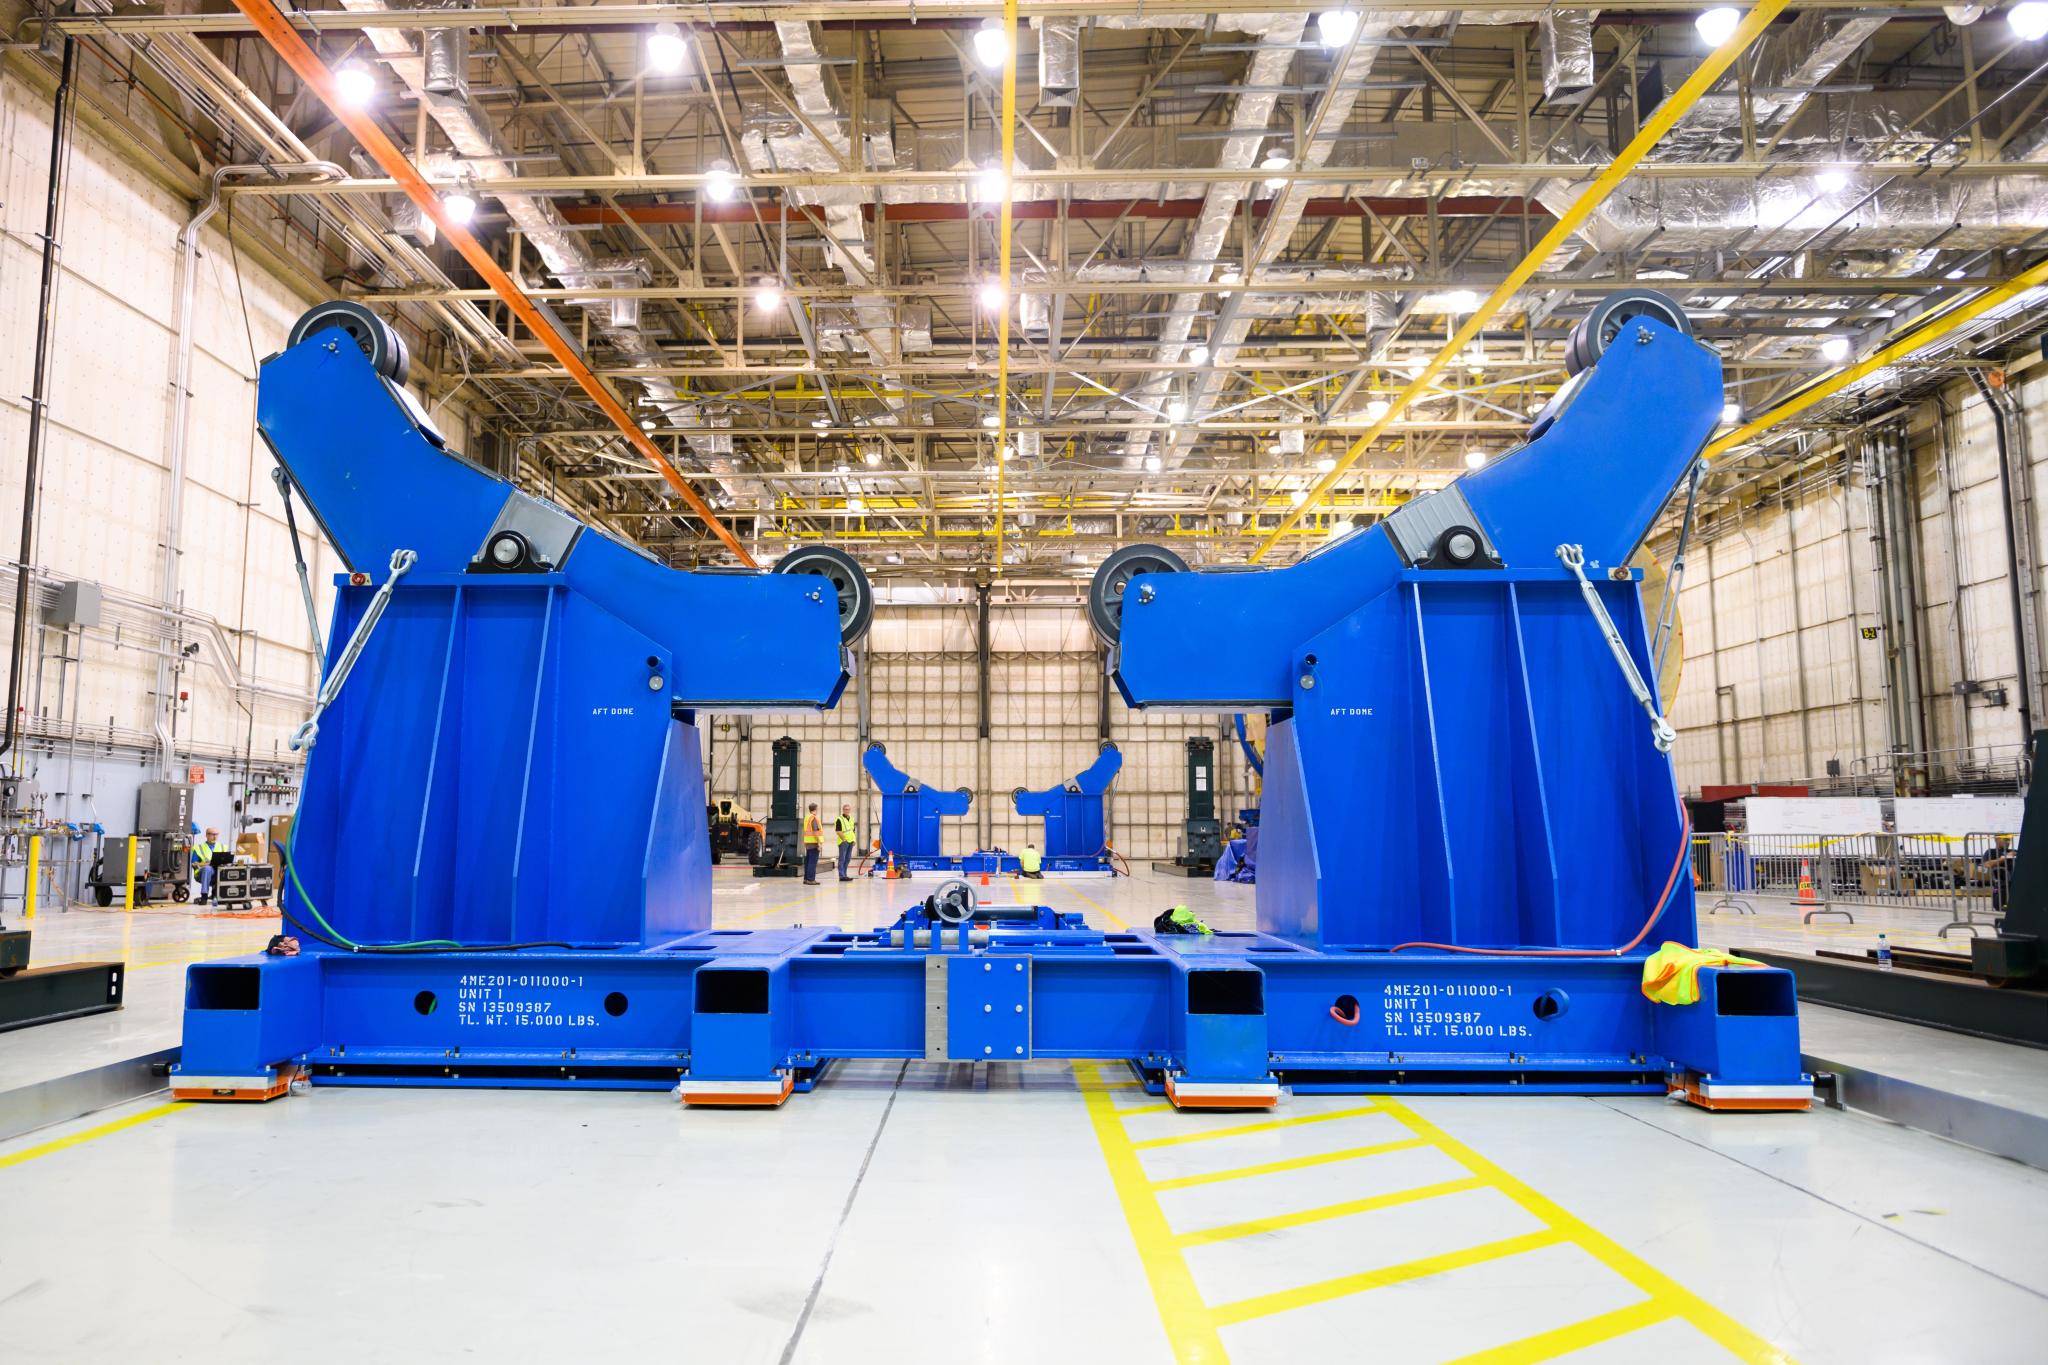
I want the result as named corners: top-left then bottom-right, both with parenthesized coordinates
top-left (1117, 1102), bottom-right (1180, 1117)
top-left (0, 1102), bottom-right (184, 1170)
top-left (1151, 1137), bottom-right (1431, 1192)
top-left (1076, 1064), bottom-right (1230, 1364)
top-left (1442, 1298), bottom-right (1675, 1365)
top-left (1175, 1175), bottom-right (1487, 1248)
top-left (1130, 1104), bottom-right (1379, 1151)
top-left (1209, 1229), bottom-right (1566, 1328)
top-left (724, 887), bottom-right (823, 925)
top-left (1057, 883), bottom-right (1131, 931)
top-left (1374, 1100), bottom-right (1795, 1364)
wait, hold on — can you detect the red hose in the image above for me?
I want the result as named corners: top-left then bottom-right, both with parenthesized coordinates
top-left (1330, 1001), bottom-right (1360, 1026)
top-left (1387, 803), bottom-right (1692, 958)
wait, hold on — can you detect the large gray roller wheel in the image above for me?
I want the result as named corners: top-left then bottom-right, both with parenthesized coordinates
top-left (925, 878), bottom-right (977, 925)
top-left (1088, 543), bottom-right (1189, 645)
top-left (288, 299), bottom-right (411, 385)
top-left (1564, 289), bottom-right (1691, 377)
top-left (773, 544), bottom-right (874, 644)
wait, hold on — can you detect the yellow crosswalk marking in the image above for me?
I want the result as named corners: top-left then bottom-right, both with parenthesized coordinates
top-left (1373, 1099), bottom-right (1795, 1365)
top-left (1130, 1104), bottom-right (1379, 1151)
top-left (1441, 1299), bottom-right (1675, 1364)
top-left (1209, 1229), bottom-right (1566, 1327)
top-left (1076, 1064), bottom-right (1229, 1363)
top-left (1150, 1137), bottom-right (1431, 1192)
top-left (1175, 1175), bottom-right (1487, 1247)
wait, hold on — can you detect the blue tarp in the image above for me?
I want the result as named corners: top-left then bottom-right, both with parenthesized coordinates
top-left (1214, 830), bottom-right (1258, 883)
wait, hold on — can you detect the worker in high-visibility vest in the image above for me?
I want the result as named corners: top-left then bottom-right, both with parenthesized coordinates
top-left (191, 827), bottom-right (222, 904)
top-left (801, 803), bottom-right (823, 885)
top-left (1017, 842), bottom-right (1044, 880)
top-left (834, 804), bottom-right (858, 882)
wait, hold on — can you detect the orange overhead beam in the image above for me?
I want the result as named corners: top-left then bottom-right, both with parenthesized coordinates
top-left (228, 0), bottom-right (757, 566)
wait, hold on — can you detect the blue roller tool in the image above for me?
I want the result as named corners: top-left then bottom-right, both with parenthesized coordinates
top-left (861, 743), bottom-right (974, 873)
top-left (175, 293), bottom-right (1807, 1115)
top-left (1010, 745), bottom-right (1121, 871)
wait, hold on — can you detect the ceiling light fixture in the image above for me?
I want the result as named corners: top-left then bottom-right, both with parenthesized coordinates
top-left (1165, 399), bottom-right (1188, 423)
top-left (441, 190), bottom-right (478, 226)
top-left (2014, 2), bottom-right (2048, 39)
top-left (974, 164), bottom-right (1009, 205)
top-left (1819, 335), bottom-right (1851, 362)
top-left (1143, 454), bottom-right (1163, 473)
top-left (1315, 457), bottom-right (1336, 473)
top-left (1317, 9), bottom-right (1362, 48)
top-left (703, 162), bottom-right (736, 202)
top-left (1814, 167), bottom-right (1850, 193)
top-left (973, 17), bottom-right (1010, 68)
top-left (647, 21), bottom-right (688, 74)
top-left (1721, 402), bottom-right (1743, 425)
top-left (1187, 344), bottom-right (1210, 365)
top-left (753, 278), bottom-right (783, 311)
top-left (1364, 398), bottom-right (1391, 421)
top-left (1695, 8), bottom-right (1742, 46)
top-left (1289, 489), bottom-right (1308, 508)
top-left (1465, 451), bottom-right (1488, 470)
top-left (1421, 288), bottom-right (1480, 313)
top-left (335, 59), bottom-right (377, 107)
top-left (1261, 153), bottom-right (1291, 191)
top-left (977, 279), bottom-right (1007, 311)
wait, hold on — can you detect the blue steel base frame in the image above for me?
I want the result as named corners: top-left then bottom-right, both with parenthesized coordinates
top-left (172, 903), bottom-right (1805, 1109)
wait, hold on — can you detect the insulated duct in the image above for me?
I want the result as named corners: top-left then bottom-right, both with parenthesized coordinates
top-left (749, 18), bottom-right (913, 422)
top-left (1038, 20), bottom-right (1079, 108)
top-left (1151, 12), bottom-right (1411, 471)
top-left (1539, 10), bottom-right (1596, 105)
top-left (335, 0), bottom-right (751, 501)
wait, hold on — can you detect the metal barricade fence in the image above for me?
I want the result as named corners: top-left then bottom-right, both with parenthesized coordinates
top-left (1689, 830), bottom-right (2013, 936)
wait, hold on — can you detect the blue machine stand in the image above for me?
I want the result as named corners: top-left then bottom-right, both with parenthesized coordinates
top-left (862, 743), bottom-right (975, 873)
top-left (175, 294), bottom-right (1808, 1115)
top-left (1010, 744), bottom-right (1122, 872)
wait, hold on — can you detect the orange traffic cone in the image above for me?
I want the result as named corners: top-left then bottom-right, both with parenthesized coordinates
top-left (979, 869), bottom-right (991, 887)
top-left (1796, 860), bottom-right (1820, 904)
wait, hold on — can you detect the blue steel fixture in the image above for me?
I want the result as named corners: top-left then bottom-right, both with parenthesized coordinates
top-left (175, 294), bottom-right (1808, 1114)
top-left (1010, 744), bottom-right (1122, 871)
top-left (861, 743), bottom-right (974, 872)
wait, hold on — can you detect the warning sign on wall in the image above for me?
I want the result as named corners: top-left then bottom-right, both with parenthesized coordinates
top-left (187, 765), bottom-right (206, 785)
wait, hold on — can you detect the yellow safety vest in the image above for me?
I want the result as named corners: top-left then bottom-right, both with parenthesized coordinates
top-left (192, 841), bottom-right (217, 866)
top-left (803, 813), bottom-right (822, 845)
top-left (1018, 846), bottom-right (1042, 874)
top-left (835, 815), bottom-right (857, 845)
top-left (1641, 942), bottom-right (1765, 1007)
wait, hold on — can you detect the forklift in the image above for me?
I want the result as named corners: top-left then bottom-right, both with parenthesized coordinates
top-left (707, 799), bottom-right (765, 865)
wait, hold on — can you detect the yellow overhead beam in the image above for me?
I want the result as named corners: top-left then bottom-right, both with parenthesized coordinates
top-left (1706, 253), bottom-right (2048, 457)
top-left (1250, 0), bottom-right (1792, 561)
top-left (994, 0), bottom-right (1019, 575)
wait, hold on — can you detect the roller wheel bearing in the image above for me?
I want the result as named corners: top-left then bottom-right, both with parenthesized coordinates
top-left (1087, 543), bottom-right (1190, 645)
top-left (287, 299), bottom-right (412, 385)
top-left (773, 544), bottom-right (874, 644)
top-left (1564, 289), bottom-right (1692, 377)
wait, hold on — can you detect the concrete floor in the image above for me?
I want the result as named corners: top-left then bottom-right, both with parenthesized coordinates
top-left (4, 869), bottom-right (2047, 1362)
